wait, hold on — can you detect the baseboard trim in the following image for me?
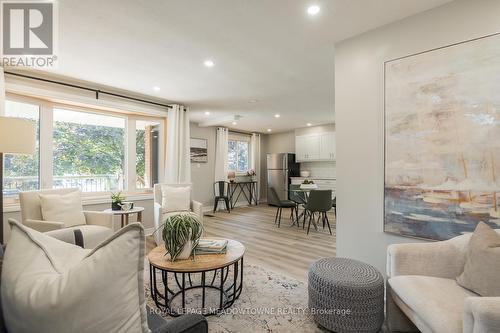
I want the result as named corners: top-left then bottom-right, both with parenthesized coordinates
top-left (202, 200), bottom-right (267, 213)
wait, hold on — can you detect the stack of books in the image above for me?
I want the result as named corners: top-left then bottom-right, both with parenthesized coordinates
top-left (195, 239), bottom-right (228, 255)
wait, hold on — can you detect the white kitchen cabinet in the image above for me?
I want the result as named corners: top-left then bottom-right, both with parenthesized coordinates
top-left (295, 132), bottom-right (335, 162)
top-left (320, 132), bottom-right (335, 160)
top-left (295, 135), bottom-right (307, 161)
top-left (295, 134), bottom-right (320, 161)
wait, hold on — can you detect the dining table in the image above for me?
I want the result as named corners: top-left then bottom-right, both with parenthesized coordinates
top-left (289, 187), bottom-right (336, 231)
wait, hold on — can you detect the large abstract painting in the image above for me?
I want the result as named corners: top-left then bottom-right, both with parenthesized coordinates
top-left (384, 34), bottom-right (500, 241)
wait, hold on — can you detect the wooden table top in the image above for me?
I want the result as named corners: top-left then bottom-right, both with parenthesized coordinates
top-left (148, 239), bottom-right (245, 272)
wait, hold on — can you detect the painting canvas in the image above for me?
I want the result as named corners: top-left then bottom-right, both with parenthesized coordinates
top-left (190, 138), bottom-right (208, 163)
top-left (384, 34), bottom-right (500, 241)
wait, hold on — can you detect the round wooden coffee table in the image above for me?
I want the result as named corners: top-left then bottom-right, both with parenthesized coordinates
top-left (148, 239), bottom-right (245, 317)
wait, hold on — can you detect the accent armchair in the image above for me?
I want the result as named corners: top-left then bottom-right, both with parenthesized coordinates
top-left (19, 188), bottom-right (113, 249)
top-left (153, 183), bottom-right (203, 245)
top-left (386, 230), bottom-right (500, 333)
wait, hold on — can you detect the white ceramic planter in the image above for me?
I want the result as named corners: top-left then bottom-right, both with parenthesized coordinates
top-left (176, 240), bottom-right (193, 260)
top-left (163, 240), bottom-right (194, 261)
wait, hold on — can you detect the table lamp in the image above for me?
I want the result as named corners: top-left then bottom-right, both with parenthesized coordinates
top-left (0, 117), bottom-right (36, 243)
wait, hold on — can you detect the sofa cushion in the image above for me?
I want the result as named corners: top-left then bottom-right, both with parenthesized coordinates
top-left (388, 275), bottom-right (478, 333)
top-left (2, 220), bottom-right (148, 333)
top-left (39, 190), bottom-right (86, 227)
top-left (457, 222), bottom-right (500, 296)
top-left (161, 185), bottom-right (191, 213)
top-left (46, 225), bottom-right (114, 249)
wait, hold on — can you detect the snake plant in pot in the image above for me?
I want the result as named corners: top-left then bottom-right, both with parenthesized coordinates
top-left (160, 212), bottom-right (203, 261)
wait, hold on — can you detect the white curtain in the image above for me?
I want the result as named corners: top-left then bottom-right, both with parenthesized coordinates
top-left (165, 104), bottom-right (191, 183)
top-left (0, 68), bottom-right (5, 116)
top-left (251, 133), bottom-right (261, 201)
top-left (214, 127), bottom-right (228, 182)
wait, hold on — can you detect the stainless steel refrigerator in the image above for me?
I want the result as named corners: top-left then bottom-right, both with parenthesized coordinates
top-left (267, 153), bottom-right (300, 201)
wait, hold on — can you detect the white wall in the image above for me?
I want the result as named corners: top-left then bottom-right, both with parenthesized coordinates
top-left (295, 124), bottom-right (334, 136)
top-left (263, 131), bottom-right (295, 154)
top-left (335, 0), bottom-right (500, 274)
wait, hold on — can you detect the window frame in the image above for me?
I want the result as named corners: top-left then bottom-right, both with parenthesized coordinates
top-left (227, 133), bottom-right (251, 175)
top-left (3, 92), bottom-right (166, 205)
top-left (2, 98), bottom-right (42, 195)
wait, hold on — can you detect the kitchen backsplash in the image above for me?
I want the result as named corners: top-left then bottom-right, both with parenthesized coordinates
top-left (299, 161), bottom-right (336, 178)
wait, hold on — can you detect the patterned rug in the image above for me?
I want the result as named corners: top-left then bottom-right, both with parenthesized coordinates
top-left (145, 264), bottom-right (325, 333)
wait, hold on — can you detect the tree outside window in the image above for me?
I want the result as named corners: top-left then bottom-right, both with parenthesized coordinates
top-left (136, 120), bottom-right (160, 189)
top-left (53, 108), bottom-right (125, 192)
top-left (227, 139), bottom-right (249, 173)
top-left (2, 96), bottom-right (165, 199)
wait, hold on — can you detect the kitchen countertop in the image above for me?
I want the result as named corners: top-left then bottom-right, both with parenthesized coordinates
top-left (291, 176), bottom-right (336, 180)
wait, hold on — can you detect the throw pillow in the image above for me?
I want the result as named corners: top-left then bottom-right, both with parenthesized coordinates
top-left (457, 222), bottom-right (500, 296)
top-left (161, 185), bottom-right (191, 213)
top-left (39, 190), bottom-right (86, 227)
top-left (1, 220), bottom-right (148, 333)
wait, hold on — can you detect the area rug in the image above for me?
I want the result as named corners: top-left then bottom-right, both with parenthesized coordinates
top-left (145, 264), bottom-right (325, 333)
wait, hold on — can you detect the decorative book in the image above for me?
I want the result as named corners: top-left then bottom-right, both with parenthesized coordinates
top-left (195, 239), bottom-right (228, 255)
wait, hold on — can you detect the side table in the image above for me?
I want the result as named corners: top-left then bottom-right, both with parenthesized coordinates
top-left (103, 207), bottom-right (145, 228)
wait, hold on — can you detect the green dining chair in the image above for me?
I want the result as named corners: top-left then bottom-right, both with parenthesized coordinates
top-left (268, 187), bottom-right (297, 228)
top-left (304, 190), bottom-right (333, 235)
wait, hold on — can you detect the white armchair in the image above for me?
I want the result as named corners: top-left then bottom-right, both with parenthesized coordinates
top-left (386, 230), bottom-right (500, 333)
top-left (19, 188), bottom-right (113, 249)
top-left (153, 184), bottom-right (203, 245)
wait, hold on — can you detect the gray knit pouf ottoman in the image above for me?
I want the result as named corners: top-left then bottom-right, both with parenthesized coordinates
top-left (308, 257), bottom-right (384, 333)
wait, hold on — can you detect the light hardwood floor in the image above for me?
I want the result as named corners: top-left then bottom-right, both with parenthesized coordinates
top-left (202, 204), bottom-right (336, 282)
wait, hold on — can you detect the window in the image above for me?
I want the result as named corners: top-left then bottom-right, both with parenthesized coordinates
top-left (53, 108), bottom-right (125, 192)
top-left (228, 137), bottom-right (250, 173)
top-left (136, 120), bottom-right (160, 189)
top-left (2, 93), bottom-right (166, 202)
top-left (2, 101), bottom-right (40, 196)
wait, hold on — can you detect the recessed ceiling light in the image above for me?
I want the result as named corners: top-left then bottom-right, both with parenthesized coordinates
top-left (307, 5), bottom-right (320, 16)
top-left (204, 111), bottom-right (211, 116)
top-left (267, 128), bottom-right (272, 132)
top-left (307, 123), bottom-right (312, 127)
top-left (204, 60), bottom-right (215, 67)
top-left (249, 99), bottom-right (258, 104)
top-left (153, 86), bottom-right (160, 91)
top-left (232, 121), bottom-right (237, 125)
top-left (274, 114), bottom-right (281, 118)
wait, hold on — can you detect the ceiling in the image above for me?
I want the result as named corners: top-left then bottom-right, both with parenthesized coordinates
top-left (42, 0), bottom-right (453, 133)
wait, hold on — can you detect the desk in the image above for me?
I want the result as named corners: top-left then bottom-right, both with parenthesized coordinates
top-left (228, 181), bottom-right (258, 208)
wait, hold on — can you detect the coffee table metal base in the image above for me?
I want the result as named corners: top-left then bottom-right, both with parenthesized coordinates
top-left (150, 258), bottom-right (243, 317)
